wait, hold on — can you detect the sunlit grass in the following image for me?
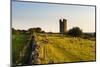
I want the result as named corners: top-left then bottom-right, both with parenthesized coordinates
top-left (12, 33), bottom-right (96, 65)
top-left (37, 34), bottom-right (96, 64)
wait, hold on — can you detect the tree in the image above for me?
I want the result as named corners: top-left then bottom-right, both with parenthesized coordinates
top-left (12, 28), bottom-right (16, 34)
top-left (21, 30), bottom-right (27, 34)
top-left (35, 27), bottom-right (41, 33)
top-left (67, 27), bottom-right (83, 37)
top-left (94, 32), bottom-right (96, 37)
top-left (41, 31), bottom-right (45, 33)
top-left (28, 27), bottom-right (42, 34)
top-left (28, 28), bottom-right (35, 34)
top-left (16, 29), bottom-right (22, 34)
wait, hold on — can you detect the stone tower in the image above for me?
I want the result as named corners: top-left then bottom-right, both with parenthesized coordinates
top-left (59, 19), bottom-right (67, 33)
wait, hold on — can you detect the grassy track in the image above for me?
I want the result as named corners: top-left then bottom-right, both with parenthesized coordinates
top-left (37, 34), bottom-right (96, 64)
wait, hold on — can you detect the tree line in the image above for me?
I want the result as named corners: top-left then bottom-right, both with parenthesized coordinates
top-left (64, 27), bottom-right (96, 40)
top-left (12, 27), bottom-right (45, 34)
top-left (12, 27), bottom-right (96, 40)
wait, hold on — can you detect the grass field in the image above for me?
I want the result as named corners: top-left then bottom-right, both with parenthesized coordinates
top-left (36, 34), bottom-right (96, 64)
top-left (12, 33), bottom-right (96, 65)
top-left (12, 34), bottom-right (30, 65)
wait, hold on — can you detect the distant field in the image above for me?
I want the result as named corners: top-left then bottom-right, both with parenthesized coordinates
top-left (12, 33), bottom-right (96, 65)
top-left (37, 34), bottom-right (96, 64)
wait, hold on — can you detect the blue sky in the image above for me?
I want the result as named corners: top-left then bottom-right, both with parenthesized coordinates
top-left (12, 1), bottom-right (95, 32)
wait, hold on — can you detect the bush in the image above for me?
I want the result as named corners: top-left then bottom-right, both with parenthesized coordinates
top-left (67, 27), bottom-right (83, 37)
top-left (82, 33), bottom-right (96, 41)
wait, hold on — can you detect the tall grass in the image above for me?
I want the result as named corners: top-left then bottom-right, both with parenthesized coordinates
top-left (12, 34), bottom-right (30, 65)
top-left (12, 33), bottom-right (96, 65)
top-left (37, 34), bottom-right (96, 64)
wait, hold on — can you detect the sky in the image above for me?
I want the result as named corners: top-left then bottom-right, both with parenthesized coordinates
top-left (12, 1), bottom-right (95, 33)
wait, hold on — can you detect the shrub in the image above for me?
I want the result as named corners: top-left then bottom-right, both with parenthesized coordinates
top-left (67, 27), bottom-right (83, 37)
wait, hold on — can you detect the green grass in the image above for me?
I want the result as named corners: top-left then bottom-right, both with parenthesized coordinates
top-left (12, 34), bottom-right (30, 65)
top-left (12, 33), bottom-right (96, 65)
top-left (37, 34), bottom-right (96, 64)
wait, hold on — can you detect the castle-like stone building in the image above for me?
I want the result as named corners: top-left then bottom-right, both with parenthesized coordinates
top-left (59, 19), bottom-right (67, 33)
